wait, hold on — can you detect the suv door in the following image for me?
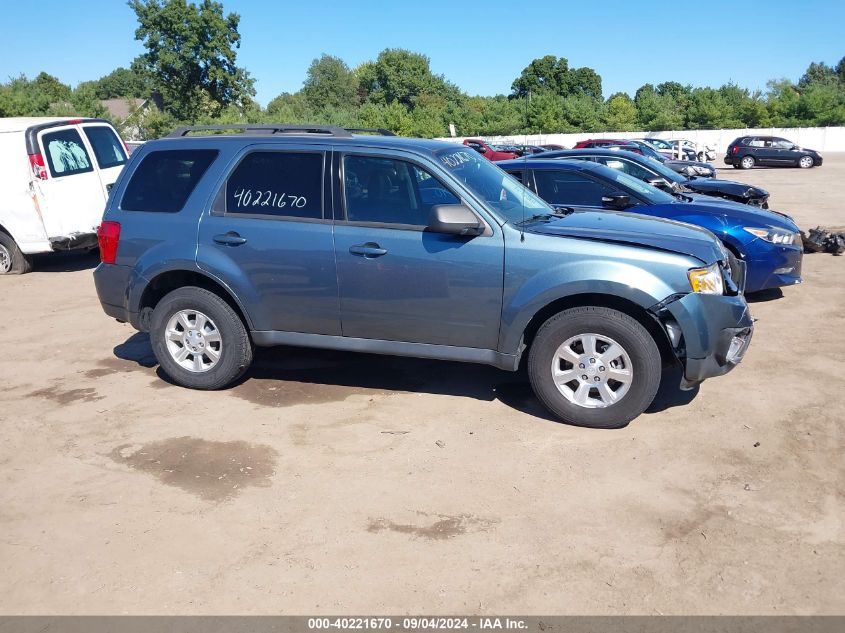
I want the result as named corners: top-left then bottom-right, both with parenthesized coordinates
top-left (747, 136), bottom-right (777, 165)
top-left (35, 124), bottom-right (106, 238)
top-left (332, 150), bottom-right (504, 349)
top-left (197, 145), bottom-right (341, 335)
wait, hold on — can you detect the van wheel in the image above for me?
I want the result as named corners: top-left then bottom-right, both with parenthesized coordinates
top-left (739, 155), bottom-right (756, 169)
top-left (0, 232), bottom-right (33, 275)
top-left (150, 286), bottom-right (253, 390)
top-left (528, 307), bottom-right (661, 428)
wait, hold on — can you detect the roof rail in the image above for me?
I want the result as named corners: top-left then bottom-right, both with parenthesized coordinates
top-left (344, 128), bottom-right (396, 136)
top-left (166, 124), bottom-right (396, 138)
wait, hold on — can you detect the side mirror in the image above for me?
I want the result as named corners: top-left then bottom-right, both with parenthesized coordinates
top-left (477, 146), bottom-right (487, 154)
top-left (427, 204), bottom-right (484, 236)
top-left (601, 193), bottom-right (631, 210)
top-left (646, 177), bottom-right (672, 191)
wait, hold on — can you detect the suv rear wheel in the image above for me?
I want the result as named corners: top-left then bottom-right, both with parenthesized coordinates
top-left (739, 155), bottom-right (756, 170)
top-left (150, 286), bottom-right (253, 390)
top-left (0, 232), bottom-right (33, 275)
top-left (528, 307), bottom-right (661, 428)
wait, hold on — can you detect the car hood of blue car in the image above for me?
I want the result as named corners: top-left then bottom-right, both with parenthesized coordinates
top-left (677, 195), bottom-right (799, 231)
top-left (524, 210), bottom-right (724, 264)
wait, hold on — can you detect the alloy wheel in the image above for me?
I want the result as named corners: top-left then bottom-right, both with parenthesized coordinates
top-left (0, 244), bottom-right (11, 274)
top-left (550, 333), bottom-right (633, 408)
top-left (164, 309), bottom-right (223, 372)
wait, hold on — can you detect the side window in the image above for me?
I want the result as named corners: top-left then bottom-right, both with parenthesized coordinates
top-left (534, 170), bottom-right (615, 207)
top-left (594, 157), bottom-right (654, 181)
top-left (772, 138), bottom-right (793, 149)
top-left (343, 155), bottom-right (458, 226)
top-left (83, 126), bottom-right (127, 169)
top-left (747, 137), bottom-right (764, 147)
top-left (121, 149), bottom-right (218, 213)
top-left (41, 128), bottom-right (93, 177)
top-left (225, 152), bottom-right (323, 219)
top-left (508, 170), bottom-right (525, 184)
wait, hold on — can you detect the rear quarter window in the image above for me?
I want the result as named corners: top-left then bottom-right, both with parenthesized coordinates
top-left (121, 149), bottom-right (218, 213)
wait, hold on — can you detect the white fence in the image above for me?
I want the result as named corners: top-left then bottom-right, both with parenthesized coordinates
top-left (436, 127), bottom-right (845, 154)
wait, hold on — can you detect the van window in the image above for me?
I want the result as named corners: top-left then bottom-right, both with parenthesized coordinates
top-left (42, 128), bottom-right (94, 177)
top-left (225, 152), bottom-right (323, 219)
top-left (83, 126), bottom-right (127, 169)
top-left (121, 150), bottom-right (218, 213)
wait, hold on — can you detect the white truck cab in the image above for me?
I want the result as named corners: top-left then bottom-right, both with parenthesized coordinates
top-left (0, 117), bottom-right (127, 274)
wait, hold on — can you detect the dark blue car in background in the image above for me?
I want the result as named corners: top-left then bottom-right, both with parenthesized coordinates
top-left (499, 159), bottom-right (803, 293)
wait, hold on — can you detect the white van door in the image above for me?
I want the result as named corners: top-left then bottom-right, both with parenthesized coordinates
top-left (36, 124), bottom-right (108, 239)
top-left (79, 123), bottom-right (128, 200)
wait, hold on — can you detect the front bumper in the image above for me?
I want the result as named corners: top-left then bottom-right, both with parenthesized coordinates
top-left (656, 292), bottom-right (754, 387)
top-left (744, 243), bottom-right (803, 292)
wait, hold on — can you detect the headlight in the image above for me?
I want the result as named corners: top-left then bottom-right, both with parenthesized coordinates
top-left (694, 165), bottom-right (713, 175)
top-left (688, 262), bottom-right (724, 294)
top-left (743, 227), bottom-right (797, 245)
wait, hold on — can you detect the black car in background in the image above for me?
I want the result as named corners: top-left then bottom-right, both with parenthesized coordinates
top-left (532, 149), bottom-right (770, 207)
top-left (725, 136), bottom-right (823, 169)
top-left (627, 140), bottom-right (717, 178)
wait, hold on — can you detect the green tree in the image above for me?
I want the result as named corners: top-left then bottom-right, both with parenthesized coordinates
top-left (93, 66), bottom-right (151, 99)
top-left (359, 49), bottom-right (457, 109)
top-left (302, 54), bottom-right (360, 110)
top-left (799, 61), bottom-right (837, 87)
top-left (635, 84), bottom-right (683, 130)
top-left (511, 56), bottom-right (602, 100)
top-left (604, 92), bottom-right (638, 131)
top-left (511, 55), bottom-right (569, 98)
top-left (129, 0), bottom-right (255, 121)
top-left (766, 79), bottom-right (801, 126)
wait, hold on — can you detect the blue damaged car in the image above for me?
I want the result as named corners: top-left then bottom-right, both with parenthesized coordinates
top-left (500, 158), bottom-right (802, 293)
top-left (94, 125), bottom-right (753, 428)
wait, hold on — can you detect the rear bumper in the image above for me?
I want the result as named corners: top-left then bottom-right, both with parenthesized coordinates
top-left (94, 263), bottom-right (142, 328)
top-left (658, 292), bottom-right (754, 387)
top-left (49, 232), bottom-right (98, 251)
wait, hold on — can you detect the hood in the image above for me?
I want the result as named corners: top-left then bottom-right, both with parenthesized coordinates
top-left (671, 196), bottom-right (799, 232)
top-left (524, 210), bottom-right (723, 265)
top-left (684, 178), bottom-right (769, 200)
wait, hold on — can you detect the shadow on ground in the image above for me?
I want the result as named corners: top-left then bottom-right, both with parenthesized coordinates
top-left (113, 332), bottom-right (697, 424)
top-left (33, 250), bottom-right (100, 273)
top-left (745, 288), bottom-right (784, 303)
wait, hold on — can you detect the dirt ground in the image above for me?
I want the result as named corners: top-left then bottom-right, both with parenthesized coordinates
top-left (1, 155), bottom-right (843, 616)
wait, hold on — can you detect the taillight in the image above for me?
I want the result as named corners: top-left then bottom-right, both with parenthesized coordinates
top-left (97, 221), bottom-right (121, 264)
top-left (28, 153), bottom-right (48, 180)
top-left (731, 146), bottom-right (739, 155)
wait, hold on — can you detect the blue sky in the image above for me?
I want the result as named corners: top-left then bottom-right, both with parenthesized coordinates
top-left (0, 0), bottom-right (842, 105)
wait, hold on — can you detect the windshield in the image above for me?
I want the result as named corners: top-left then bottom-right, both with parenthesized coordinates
top-left (636, 154), bottom-right (686, 183)
top-left (434, 148), bottom-right (551, 224)
top-left (609, 169), bottom-right (676, 205)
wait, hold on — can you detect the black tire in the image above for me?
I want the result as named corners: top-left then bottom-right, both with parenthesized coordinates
top-left (150, 286), bottom-right (253, 390)
top-left (739, 155), bottom-right (755, 170)
top-left (0, 231), bottom-right (33, 275)
top-left (527, 307), bottom-right (661, 428)
top-left (797, 155), bottom-right (814, 169)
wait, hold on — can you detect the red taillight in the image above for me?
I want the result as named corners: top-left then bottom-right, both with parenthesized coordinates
top-left (97, 221), bottom-right (121, 264)
top-left (66, 118), bottom-right (83, 125)
top-left (28, 153), bottom-right (48, 180)
top-left (731, 146), bottom-right (739, 154)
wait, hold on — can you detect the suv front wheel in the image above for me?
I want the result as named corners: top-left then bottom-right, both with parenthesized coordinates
top-left (150, 286), bottom-right (253, 390)
top-left (528, 307), bottom-right (661, 428)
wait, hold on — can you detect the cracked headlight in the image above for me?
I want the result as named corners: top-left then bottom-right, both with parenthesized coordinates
top-left (688, 262), bottom-right (724, 295)
top-left (743, 227), bottom-right (797, 245)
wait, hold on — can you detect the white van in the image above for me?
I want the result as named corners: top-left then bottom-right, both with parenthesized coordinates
top-left (0, 117), bottom-right (128, 274)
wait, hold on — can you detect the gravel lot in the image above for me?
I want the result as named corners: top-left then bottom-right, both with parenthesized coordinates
top-left (1, 155), bottom-right (843, 615)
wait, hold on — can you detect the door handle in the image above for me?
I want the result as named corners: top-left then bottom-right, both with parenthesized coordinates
top-left (349, 242), bottom-right (387, 258)
top-left (213, 232), bottom-right (247, 246)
